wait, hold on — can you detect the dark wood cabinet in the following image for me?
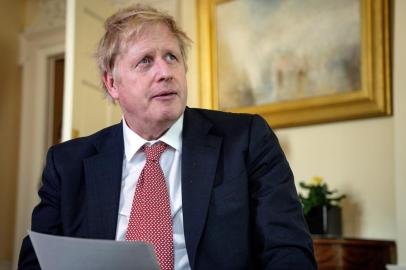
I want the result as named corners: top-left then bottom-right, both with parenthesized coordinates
top-left (313, 237), bottom-right (396, 270)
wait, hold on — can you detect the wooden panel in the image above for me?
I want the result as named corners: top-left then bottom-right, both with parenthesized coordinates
top-left (313, 238), bottom-right (396, 270)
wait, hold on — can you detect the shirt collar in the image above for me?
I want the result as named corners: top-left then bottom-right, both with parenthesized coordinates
top-left (122, 114), bottom-right (184, 161)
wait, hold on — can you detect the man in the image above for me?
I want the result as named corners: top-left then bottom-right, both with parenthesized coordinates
top-left (19, 4), bottom-right (316, 270)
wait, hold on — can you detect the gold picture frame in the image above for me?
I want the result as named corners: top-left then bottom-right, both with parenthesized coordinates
top-left (197, 0), bottom-right (391, 128)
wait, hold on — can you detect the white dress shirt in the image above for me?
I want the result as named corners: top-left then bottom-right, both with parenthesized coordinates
top-left (115, 114), bottom-right (191, 270)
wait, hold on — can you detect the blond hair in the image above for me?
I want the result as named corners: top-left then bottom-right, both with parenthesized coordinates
top-left (95, 4), bottom-right (191, 92)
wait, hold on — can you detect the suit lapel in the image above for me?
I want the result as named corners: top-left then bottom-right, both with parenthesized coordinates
top-left (182, 108), bottom-right (222, 268)
top-left (84, 124), bottom-right (124, 239)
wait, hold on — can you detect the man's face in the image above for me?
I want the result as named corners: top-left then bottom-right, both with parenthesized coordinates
top-left (104, 23), bottom-right (187, 137)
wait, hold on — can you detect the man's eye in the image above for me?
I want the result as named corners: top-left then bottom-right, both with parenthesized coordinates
top-left (139, 57), bottom-right (152, 65)
top-left (165, 53), bottom-right (177, 62)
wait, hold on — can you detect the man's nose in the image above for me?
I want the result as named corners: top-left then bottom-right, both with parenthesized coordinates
top-left (155, 59), bottom-right (173, 82)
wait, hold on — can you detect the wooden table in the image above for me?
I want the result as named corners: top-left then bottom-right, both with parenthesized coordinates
top-left (313, 237), bottom-right (396, 270)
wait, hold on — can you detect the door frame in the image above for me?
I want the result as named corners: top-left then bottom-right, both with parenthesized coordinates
top-left (12, 27), bottom-right (65, 268)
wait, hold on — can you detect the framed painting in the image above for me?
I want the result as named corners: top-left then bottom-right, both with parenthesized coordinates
top-left (197, 0), bottom-right (391, 128)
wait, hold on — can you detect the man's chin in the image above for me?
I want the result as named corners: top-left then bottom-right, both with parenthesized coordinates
top-left (156, 106), bottom-right (184, 123)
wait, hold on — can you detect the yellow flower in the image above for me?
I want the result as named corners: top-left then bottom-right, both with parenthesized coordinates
top-left (311, 176), bottom-right (323, 186)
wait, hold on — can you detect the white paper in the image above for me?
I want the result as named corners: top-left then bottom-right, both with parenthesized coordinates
top-left (387, 266), bottom-right (406, 270)
top-left (28, 230), bottom-right (160, 270)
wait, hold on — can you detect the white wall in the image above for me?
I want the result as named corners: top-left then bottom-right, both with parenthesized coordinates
top-left (276, 118), bottom-right (395, 239)
top-left (394, 0), bottom-right (406, 264)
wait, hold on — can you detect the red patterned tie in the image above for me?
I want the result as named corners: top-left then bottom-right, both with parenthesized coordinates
top-left (126, 142), bottom-right (174, 270)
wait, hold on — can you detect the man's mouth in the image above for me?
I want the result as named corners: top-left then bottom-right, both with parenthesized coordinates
top-left (152, 91), bottom-right (177, 99)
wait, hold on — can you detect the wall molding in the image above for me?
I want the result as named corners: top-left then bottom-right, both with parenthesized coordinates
top-left (25, 0), bottom-right (66, 35)
top-left (13, 27), bottom-right (65, 270)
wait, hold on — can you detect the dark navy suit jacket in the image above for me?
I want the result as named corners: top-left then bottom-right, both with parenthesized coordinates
top-left (19, 108), bottom-right (316, 269)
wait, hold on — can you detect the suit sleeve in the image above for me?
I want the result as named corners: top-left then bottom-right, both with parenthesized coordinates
top-left (18, 146), bottom-right (62, 270)
top-left (247, 115), bottom-right (317, 269)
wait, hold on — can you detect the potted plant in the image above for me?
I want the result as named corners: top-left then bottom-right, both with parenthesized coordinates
top-left (299, 176), bottom-right (346, 236)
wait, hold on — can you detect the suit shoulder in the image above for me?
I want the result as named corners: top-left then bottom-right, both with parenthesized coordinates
top-left (189, 107), bottom-right (252, 123)
top-left (188, 108), bottom-right (269, 131)
top-left (51, 123), bottom-right (122, 157)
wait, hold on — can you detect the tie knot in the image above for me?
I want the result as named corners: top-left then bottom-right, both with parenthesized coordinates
top-left (142, 142), bottom-right (167, 162)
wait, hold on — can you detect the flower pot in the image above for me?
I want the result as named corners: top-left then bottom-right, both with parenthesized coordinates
top-left (305, 205), bottom-right (342, 236)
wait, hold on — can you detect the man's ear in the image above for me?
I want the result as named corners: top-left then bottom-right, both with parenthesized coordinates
top-left (102, 71), bottom-right (119, 100)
